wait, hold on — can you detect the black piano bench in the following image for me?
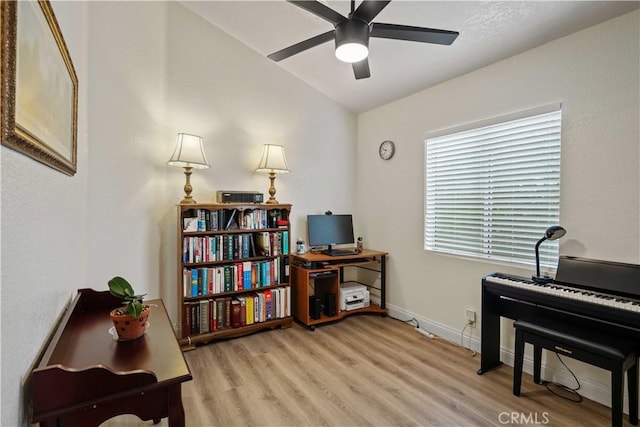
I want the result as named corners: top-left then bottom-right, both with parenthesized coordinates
top-left (513, 313), bottom-right (638, 427)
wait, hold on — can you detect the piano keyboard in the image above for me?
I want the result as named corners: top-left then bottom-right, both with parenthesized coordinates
top-left (489, 273), bottom-right (640, 313)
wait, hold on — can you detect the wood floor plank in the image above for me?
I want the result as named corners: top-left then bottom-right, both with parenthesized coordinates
top-left (101, 315), bottom-right (628, 426)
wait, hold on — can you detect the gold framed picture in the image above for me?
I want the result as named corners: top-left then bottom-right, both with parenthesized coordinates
top-left (1, 0), bottom-right (78, 176)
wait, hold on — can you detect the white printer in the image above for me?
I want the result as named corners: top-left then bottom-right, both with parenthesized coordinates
top-left (340, 282), bottom-right (370, 311)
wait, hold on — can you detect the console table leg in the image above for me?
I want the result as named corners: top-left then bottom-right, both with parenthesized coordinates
top-left (167, 385), bottom-right (185, 427)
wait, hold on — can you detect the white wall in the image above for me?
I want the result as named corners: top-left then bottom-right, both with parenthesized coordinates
top-left (0, 1), bottom-right (89, 425)
top-left (357, 10), bottom-right (639, 408)
top-left (1, 1), bottom-right (356, 425)
top-left (86, 0), bottom-right (356, 329)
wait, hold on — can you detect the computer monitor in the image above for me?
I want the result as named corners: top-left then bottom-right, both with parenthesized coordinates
top-left (307, 214), bottom-right (355, 255)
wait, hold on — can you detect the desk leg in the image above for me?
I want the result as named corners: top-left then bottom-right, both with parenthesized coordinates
top-left (380, 255), bottom-right (386, 310)
top-left (167, 384), bottom-right (185, 427)
top-left (478, 282), bottom-right (501, 375)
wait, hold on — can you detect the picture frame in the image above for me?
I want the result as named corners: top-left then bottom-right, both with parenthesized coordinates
top-left (1, 0), bottom-right (78, 176)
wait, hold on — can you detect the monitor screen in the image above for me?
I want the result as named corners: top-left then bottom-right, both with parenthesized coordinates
top-left (307, 214), bottom-right (355, 247)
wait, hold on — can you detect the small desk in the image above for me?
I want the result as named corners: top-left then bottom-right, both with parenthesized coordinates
top-left (290, 249), bottom-right (388, 329)
top-left (30, 289), bottom-right (192, 427)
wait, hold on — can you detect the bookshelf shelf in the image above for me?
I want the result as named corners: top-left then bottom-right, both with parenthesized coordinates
top-left (177, 203), bottom-right (293, 350)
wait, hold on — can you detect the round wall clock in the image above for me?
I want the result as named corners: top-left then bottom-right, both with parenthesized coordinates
top-left (379, 140), bottom-right (395, 160)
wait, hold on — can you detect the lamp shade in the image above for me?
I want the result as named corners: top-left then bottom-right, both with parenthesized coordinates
top-left (544, 225), bottom-right (566, 241)
top-left (167, 133), bottom-right (209, 169)
top-left (256, 144), bottom-right (290, 173)
top-left (335, 19), bottom-right (369, 63)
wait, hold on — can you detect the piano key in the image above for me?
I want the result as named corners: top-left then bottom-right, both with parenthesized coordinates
top-left (487, 274), bottom-right (640, 313)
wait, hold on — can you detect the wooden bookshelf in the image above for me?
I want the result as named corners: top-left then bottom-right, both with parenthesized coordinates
top-left (290, 249), bottom-right (388, 330)
top-left (177, 203), bottom-right (293, 350)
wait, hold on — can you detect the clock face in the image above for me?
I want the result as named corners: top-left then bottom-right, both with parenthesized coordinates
top-left (379, 140), bottom-right (395, 160)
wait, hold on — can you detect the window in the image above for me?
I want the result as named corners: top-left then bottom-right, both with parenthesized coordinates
top-left (425, 107), bottom-right (562, 268)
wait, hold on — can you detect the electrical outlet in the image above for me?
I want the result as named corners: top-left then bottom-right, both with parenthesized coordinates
top-left (466, 309), bottom-right (476, 325)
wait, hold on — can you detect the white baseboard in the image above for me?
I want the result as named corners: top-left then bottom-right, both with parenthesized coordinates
top-left (383, 302), bottom-right (630, 414)
top-left (386, 303), bottom-right (481, 353)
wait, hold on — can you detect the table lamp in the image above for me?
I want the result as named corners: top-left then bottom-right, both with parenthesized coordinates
top-left (533, 225), bottom-right (566, 283)
top-left (255, 144), bottom-right (289, 204)
top-left (167, 133), bottom-right (209, 204)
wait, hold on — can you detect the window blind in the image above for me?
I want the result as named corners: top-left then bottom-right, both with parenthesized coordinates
top-left (425, 109), bottom-right (562, 268)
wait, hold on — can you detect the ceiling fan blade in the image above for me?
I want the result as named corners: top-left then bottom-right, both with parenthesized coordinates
top-left (371, 22), bottom-right (459, 45)
top-left (352, 58), bottom-right (370, 80)
top-left (268, 31), bottom-right (335, 62)
top-left (353, 1), bottom-right (391, 23)
top-left (288, 1), bottom-right (347, 25)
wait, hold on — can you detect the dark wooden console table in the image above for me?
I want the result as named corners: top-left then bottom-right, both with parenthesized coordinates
top-left (30, 289), bottom-right (192, 426)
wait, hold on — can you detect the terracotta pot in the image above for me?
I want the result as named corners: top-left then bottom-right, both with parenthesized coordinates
top-left (109, 305), bottom-right (150, 341)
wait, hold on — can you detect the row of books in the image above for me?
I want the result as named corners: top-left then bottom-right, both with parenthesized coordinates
top-left (183, 208), bottom-right (289, 232)
top-left (182, 231), bottom-right (289, 264)
top-left (183, 287), bottom-right (291, 335)
top-left (182, 257), bottom-right (289, 297)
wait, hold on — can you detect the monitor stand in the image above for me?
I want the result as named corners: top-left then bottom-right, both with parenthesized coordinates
top-left (321, 245), bottom-right (335, 256)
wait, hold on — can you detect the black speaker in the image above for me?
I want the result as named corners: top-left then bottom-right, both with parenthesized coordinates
top-left (324, 293), bottom-right (336, 317)
top-left (309, 296), bottom-right (322, 320)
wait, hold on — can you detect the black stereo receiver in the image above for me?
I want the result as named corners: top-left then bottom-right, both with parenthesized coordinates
top-left (216, 191), bottom-right (264, 204)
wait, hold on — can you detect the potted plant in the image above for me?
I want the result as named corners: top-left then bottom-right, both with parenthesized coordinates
top-left (108, 276), bottom-right (150, 340)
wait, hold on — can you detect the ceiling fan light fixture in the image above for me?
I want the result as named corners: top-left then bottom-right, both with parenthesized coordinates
top-left (334, 19), bottom-right (369, 63)
top-left (335, 42), bottom-right (368, 63)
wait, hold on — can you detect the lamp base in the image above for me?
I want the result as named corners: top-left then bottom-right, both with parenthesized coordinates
top-left (179, 167), bottom-right (197, 205)
top-left (179, 196), bottom-right (197, 205)
top-left (265, 171), bottom-right (279, 204)
top-left (532, 275), bottom-right (553, 284)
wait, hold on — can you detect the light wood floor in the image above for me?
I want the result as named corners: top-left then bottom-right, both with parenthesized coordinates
top-left (103, 315), bottom-right (629, 426)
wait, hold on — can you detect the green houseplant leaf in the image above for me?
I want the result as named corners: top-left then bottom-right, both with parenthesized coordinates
top-left (108, 276), bottom-right (147, 317)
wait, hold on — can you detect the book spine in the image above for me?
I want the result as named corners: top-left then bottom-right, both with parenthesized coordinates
top-left (225, 209), bottom-right (237, 230)
top-left (214, 298), bottom-right (218, 332)
top-left (265, 290), bottom-right (273, 321)
top-left (282, 231), bottom-right (289, 254)
top-left (183, 302), bottom-right (191, 336)
top-left (212, 210), bottom-right (219, 231)
top-left (243, 261), bottom-right (252, 290)
top-left (201, 268), bottom-right (208, 296)
top-left (183, 269), bottom-right (189, 297)
top-left (197, 209), bottom-right (205, 231)
top-left (216, 267), bottom-right (223, 293)
top-left (225, 297), bottom-right (232, 327)
top-left (234, 264), bottom-right (241, 291)
top-left (200, 300), bottom-right (209, 333)
top-left (192, 301), bottom-right (200, 334)
top-left (239, 297), bottom-right (246, 326)
top-left (191, 269), bottom-right (198, 297)
top-left (247, 296), bottom-right (254, 325)
top-left (231, 298), bottom-right (241, 327)
top-left (216, 299), bottom-right (225, 329)
top-left (223, 266), bottom-right (232, 292)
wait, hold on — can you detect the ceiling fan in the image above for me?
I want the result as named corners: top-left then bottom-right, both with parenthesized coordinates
top-left (267, 0), bottom-right (459, 80)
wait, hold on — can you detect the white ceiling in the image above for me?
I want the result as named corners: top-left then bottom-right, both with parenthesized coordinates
top-left (180, 1), bottom-right (639, 114)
